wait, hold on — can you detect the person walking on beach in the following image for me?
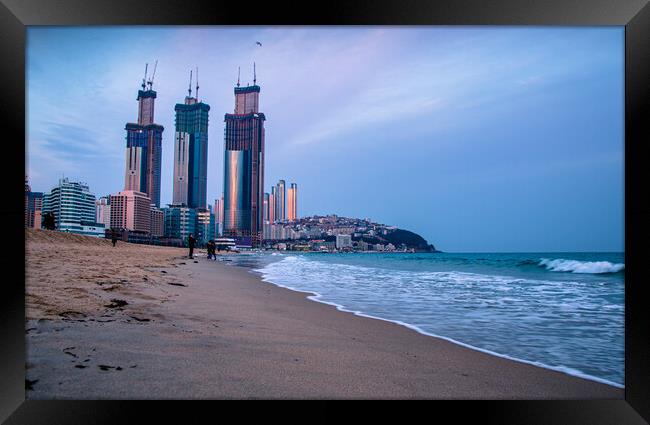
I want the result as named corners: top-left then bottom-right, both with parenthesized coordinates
top-left (210, 240), bottom-right (217, 260)
top-left (188, 234), bottom-right (196, 259)
top-left (206, 239), bottom-right (214, 260)
top-left (111, 229), bottom-right (118, 247)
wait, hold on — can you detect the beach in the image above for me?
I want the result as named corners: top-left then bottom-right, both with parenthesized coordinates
top-left (25, 229), bottom-right (623, 399)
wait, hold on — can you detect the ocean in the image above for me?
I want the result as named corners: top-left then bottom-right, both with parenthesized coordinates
top-left (221, 251), bottom-right (625, 387)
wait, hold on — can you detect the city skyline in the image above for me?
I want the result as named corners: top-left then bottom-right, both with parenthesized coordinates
top-left (26, 27), bottom-right (624, 252)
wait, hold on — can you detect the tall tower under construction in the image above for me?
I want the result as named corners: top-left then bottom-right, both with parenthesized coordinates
top-left (222, 65), bottom-right (265, 247)
top-left (172, 68), bottom-right (210, 208)
top-left (124, 62), bottom-right (163, 207)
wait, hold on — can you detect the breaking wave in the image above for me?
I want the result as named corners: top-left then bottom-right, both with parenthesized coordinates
top-left (539, 258), bottom-right (624, 274)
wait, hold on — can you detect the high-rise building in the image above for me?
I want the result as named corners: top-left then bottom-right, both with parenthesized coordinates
top-left (287, 183), bottom-right (297, 222)
top-left (172, 69), bottom-right (210, 208)
top-left (95, 196), bottom-right (111, 228)
top-left (124, 64), bottom-right (164, 207)
top-left (214, 197), bottom-right (224, 237)
top-left (223, 66), bottom-right (265, 247)
top-left (109, 190), bottom-right (151, 233)
top-left (163, 204), bottom-right (197, 245)
top-left (41, 177), bottom-right (104, 237)
top-left (275, 180), bottom-right (286, 222)
top-left (269, 186), bottom-right (276, 223)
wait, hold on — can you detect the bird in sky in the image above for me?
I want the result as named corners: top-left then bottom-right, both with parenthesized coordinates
top-left (256, 41), bottom-right (262, 46)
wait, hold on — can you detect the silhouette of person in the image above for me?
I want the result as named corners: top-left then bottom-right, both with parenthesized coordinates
top-left (188, 234), bottom-right (196, 259)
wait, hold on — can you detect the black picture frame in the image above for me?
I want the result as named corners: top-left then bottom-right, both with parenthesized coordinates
top-left (2, 0), bottom-right (648, 423)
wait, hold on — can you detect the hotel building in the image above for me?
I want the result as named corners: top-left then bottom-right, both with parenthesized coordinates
top-left (109, 190), bottom-right (151, 233)
top-left (222, 67), bottom-right (265, 247)
top-left (41, 177), bottom-right (104, 237)
top-left (124, 66), bottom-right (164, 207)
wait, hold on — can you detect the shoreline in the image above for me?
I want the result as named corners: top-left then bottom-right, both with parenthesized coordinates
top-left (26, 230), bottom-right (623, 399)
top-left (246, 263), bottom-right (624, 389)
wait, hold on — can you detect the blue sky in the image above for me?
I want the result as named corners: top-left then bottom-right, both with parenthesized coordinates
top-left (26, 26), bottom-right (624, 252)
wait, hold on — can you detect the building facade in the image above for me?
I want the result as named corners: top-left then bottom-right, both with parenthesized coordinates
top-left (222, 77), bottom-right (265, 247)
top-left (196, 207), bottom-right (215, 246)
top-left (287, 183), bottom-right (297, 222)
top-left (163, 204), bottom-right (197, 245)
top-left (172, 85), bottom-right (210, 209)
top-left (124, 76), bottom-right (164, 207)
top-left (109, 190), bottom-right (151, 233)
top-left (150, 207), bottom-right (164, 237)
top-left (41, 178), bottom-right (104, 237)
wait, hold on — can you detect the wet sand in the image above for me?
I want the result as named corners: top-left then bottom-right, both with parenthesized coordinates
top-left (25, 229), bottom-right (623, 399)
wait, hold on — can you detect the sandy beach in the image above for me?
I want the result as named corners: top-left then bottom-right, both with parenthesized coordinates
top-left (25, 229), bottom-right (623, 399)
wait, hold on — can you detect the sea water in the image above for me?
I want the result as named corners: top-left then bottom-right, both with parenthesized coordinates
top-left (224, 252), bottom-right (624, 387)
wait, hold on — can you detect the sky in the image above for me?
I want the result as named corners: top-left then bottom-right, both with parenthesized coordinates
top-left (26, 26), bottom-right (624, 252)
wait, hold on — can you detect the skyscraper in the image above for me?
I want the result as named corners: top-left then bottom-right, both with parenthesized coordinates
top-left (287, 183), bottom-right (298, 222)
top-left (269, 186), bottom-right (276, 223)
top-left (124, 63), bottom-right (164, 207)
top-left (214, 197), bottom-right (223, 237)
top-left (172, 69), bottom-right (210, 209)
top-left (275, 180), bottom-right (286, 222)
top-left (222, 66), bottom-right (265, 247)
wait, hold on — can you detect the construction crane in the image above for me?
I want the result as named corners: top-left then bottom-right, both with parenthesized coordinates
top-left (141, 63), bottom-right (148, 91)
top-left (147, 60), bottom-right (158, 90)
top-left (188, 69), bottom-right (193, 97)
top-left (195, 66), bottom-right (199, 101)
